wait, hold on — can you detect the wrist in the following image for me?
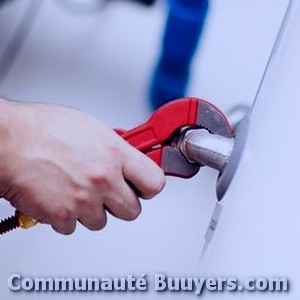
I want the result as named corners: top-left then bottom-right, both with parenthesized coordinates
top-left (0, 98), bottom-right (15, 195)
top-left (0, 97), bottom-right (12, 142)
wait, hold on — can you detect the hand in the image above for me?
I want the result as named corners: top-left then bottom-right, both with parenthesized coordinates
top-left (0, 99), bottom-right (165, 234)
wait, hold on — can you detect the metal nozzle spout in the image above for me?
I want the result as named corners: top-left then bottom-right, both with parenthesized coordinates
top-left (179, 113), bottom-right (250, 202)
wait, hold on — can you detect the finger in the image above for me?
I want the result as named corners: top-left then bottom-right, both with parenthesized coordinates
top-left (121, 143), bottom-right (166, 199)
top-left (78, 206), bottom-right (107, 231)
top-left (51, 219), bottom-right (76, 235)
top-left (104, 179), bottom-right (141, 221)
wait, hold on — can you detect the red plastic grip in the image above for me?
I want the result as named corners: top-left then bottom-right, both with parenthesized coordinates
top-left (120, 98), bottom-right (199, 151)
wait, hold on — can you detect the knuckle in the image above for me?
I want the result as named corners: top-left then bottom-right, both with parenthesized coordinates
top-left (144, 171), bottom-right (166, 199)
top-left (52, 223), bottom-right (76, 235)
top-left (80, 210), bottom-right (107, 231)
top-left (61, 227), bottom-right (76, 236)
top-left (110, 144), bottom-right (123, 159)
top-left (89, 169), bottom-right (111, 187)
top-left (55, 207), bottom-right (73, 223)
top-left (88, 217), bottom-right (107, 231)
top-left (153, 171), bottom-right (166, 194)
top-left (124, 204), bottom-right (141, 221)
top-left (75, 193), bottom-right (90, 208)
top-left (109, 194), bottom-right (141, 221)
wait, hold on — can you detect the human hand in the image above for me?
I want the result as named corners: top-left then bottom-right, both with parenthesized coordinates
top-left (0, 99), bottom-right (165, 234)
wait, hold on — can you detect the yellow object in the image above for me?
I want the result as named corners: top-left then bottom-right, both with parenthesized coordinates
top-left (18, 212), bottom-right (37, 229)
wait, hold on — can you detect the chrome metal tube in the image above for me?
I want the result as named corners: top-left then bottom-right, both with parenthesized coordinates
top-left (180, 129), bottom-right (234, 172)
